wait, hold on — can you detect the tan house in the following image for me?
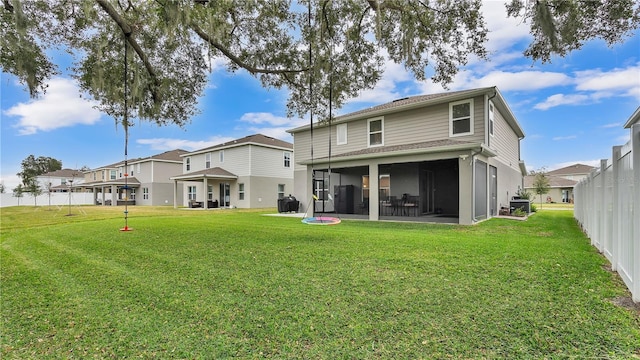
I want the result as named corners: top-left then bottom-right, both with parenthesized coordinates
top-left (170, 134), bottom-right (294, 209)
top-left (287, 86), bottom-right (527, 225)
top-left (80, 149), bottom-right (187, 206)
top-left (524, 163), bottom-right (595, 204)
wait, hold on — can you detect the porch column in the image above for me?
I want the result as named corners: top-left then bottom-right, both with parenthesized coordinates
top-left (101, 186), bottom-right (105, 205)
top-left (203, 178), bottom-right (208, 209)
top-left (173, 180), bottom-right (178, 209)
top-left (369, 163), bottom-right (379, 221)
top-left (111, 185), bottom-right (117, 206)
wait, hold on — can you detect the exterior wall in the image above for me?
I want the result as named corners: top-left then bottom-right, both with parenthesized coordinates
top-left (293, 95), bottom-right (487, 170)
top-left (490, 158), bottom-right (524, 211)
top-left (249, 146), bottom-right (294, 179)
top-left (491, 103), bottom-right (521, 169)
top-left (238, 175), bottom-right (294, 209)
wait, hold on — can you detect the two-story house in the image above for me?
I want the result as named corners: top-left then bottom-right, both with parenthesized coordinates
top-left (80, 149), bottom-right (187, 206)
top-left (287, 86), bottom-right (527, 225)
top-left (170, 134), bottom-right (294, 209)
top-left (36, 168), bottom-right (84, 192)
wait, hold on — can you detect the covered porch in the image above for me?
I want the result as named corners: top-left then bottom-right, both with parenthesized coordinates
top-left (170, 168), bottom-right (238, 209)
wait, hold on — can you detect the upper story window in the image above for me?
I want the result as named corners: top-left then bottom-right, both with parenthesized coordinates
top-left (118, 167), bottom-right (123, 178)
top-left (136, 163), bottom-right (141, 173)
top-left (283, 151), bottom-right (291, 168)
top-left (219, 150), bottom-right (224, 163)
top-left (186, 157), bottom-right (191, 171)
top-left (337, 123), bottom-right (347, 145)
top-left (488, 101), bottom-right (495, 137)
top-left (205, 153), bottom-right (211, 169)
top-left (368, 117), bottom-right (384, 147)
top-left (450, 99), bottom-right (474, 137)
top-left (110, 170), bottom-right (116, 180)
top-left (129, 164), bottom-right (134, 176)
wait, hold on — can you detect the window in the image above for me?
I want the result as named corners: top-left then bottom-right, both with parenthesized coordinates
top-left (94, 172), bottom-right (97, 180)
top-left (187, 186), bottom-right (197, 201)
top-left (205, 153), bottom-right (211, 169)
top-left (143, 187), bottom-right (149, 200)
top-left (208, 185), bottom-right (213, 200)
top-left (368, 117), bottom-right (384, 147)
top-left (488, 101), bottom-right (495, 137)
top-left (110, 170), bottom-right (116, 180)
top-left (186, 157), bottom-right (191, 171)
top-left (379, 174), bottom-right (390, 201)
top-left (129, 164), bottom-right (134, 176)
top-left (278, 184), bottom-right (285, 199)
top-left (118, 167), bottom-right (123, 178)
top-left (130, 188), bottom-right (136, 200)
top-left (136, 163), bottom-right (141, 173)
top-left (283, 152), bottom-right (291, 168)
top-left (238, 183), bottom-right (245, 200)
top-left (337, 123), bottom-right (347, 145)
top-left (450, 99), bottom-right (474, 136)
top-left (362, 175), bottom-right (369, 200)
top-left (219, 151), bottom-right (224, 163)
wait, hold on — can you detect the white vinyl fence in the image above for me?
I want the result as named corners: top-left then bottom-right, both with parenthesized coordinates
top-left (0, 192), bottom-right (94, 208)
top-left (574, 124), bottom-right (640, 302)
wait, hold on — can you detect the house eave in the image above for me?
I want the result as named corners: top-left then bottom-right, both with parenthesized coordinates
top-left (299, 143), bottom-right (495, 165)
top-left (288, 88), bottom-right (497, 134)
top-left (623, 106), bottom-right (640, 129)
top-left (170, 173), bottom-right (238, 181)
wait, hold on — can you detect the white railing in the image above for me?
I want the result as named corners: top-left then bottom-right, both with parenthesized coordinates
top-left (0, 192), bottom-right (95, 208)
top-left (574, 124), bottom-right (640, 302)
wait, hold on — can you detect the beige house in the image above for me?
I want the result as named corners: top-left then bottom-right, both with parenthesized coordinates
top-left (79, 149), bottom-right (187, 206)
top-left (287, 86), bottom-right (527, 225)
top-left (524, 163), bottom-right (595, 204)
top-left (170, 134), bottom-right (294, 209)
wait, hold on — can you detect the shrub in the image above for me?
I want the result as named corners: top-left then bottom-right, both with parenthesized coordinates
top-left (512, 208), bottom-right (527, 217)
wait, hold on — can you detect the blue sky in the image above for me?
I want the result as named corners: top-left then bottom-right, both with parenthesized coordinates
top-left (1, 2), bottom-right (639, 190)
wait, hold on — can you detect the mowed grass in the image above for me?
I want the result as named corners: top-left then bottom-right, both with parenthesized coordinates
top-left (1, 207), bottom-right (639, 359)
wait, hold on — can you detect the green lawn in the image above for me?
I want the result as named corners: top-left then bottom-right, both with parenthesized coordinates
top-left (1, 207), bottom-right (638, 359)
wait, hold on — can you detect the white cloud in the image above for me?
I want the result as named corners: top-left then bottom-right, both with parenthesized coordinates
top-left (237, 112), bottom-right (305, 141)
top-left (0, 173), bottom-right (22, 192)
top-left (534, 93), bottom-right (591, 110)
top-left (417, 69), bottom-right (572, 94)
top-left (136, 136), bottom-right (234, 152)
top-left (4, 77), bottom-right (102, 135)
top-left (602, 123), bottom-right (621, 128)
top-left (239, 112), bottom-right (302, 127)
top-left (348, 58), bottom-right (413, 105)
top-left (552, 135), bottom-right (577, 141)
top-left (481, 0), bottom-right (532, 53)
top-left (574, 64), bottom-right (640, 100)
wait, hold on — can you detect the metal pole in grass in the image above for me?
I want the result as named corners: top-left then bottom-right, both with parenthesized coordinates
top-left (120, 31), bottom-right (132, 232)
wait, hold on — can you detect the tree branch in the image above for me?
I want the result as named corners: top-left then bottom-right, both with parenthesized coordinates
top-left (2, 0), bottom-right (13, 12)
top-left (95, 0), bottom-right (161, 102)
top-left (189, 22), bottom-right (309, 75)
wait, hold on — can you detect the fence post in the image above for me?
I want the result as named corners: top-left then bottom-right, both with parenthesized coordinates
top-left (632, 124), bottom-right (640, 302)
top-left (611, 146), bottom-right (621, 271)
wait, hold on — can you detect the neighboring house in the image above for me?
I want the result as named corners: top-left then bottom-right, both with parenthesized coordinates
top-left (36, 168), bottom-right (84, 192)
top-left (623, 106), bottom-right (640, 129)
top-left (287, 86), bottom-right (527, 225)
top-left (170, 134), bottom-right (294, 209)
top-left (524, 163), bottom-right (596, 204)
top-left (79, 149), bottom-right (187, 206)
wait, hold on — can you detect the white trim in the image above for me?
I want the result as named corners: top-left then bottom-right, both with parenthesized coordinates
top-left (367, 117), bottom-right (384, 147)
top-left (449, 99), bottom-right (474, 137)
